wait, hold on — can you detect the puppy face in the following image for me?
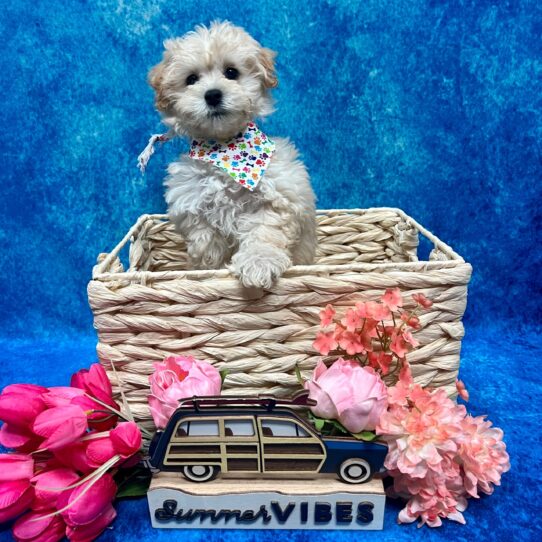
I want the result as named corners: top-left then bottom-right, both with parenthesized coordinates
top-left (149, 21), bottom-right (277, 140)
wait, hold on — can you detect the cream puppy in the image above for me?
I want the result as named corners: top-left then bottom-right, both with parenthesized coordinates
top-left (148, 21), bottom-right (316, 288)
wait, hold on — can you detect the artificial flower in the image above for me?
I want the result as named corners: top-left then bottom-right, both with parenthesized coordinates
top-left (12, 510), bottom-right (66, 542)
top-left (341, 308), bottom-right (363, 331)
top-left (456, 379), bottom-right (469, 402)
top-left (65, 504), bottom-right (117, 542)
top-left (305, 359), bottom-right (388, 432)
top-left (357, 301), bottom-right (391, 321)
top-left (458, 415), bottom-right (510, 498)
top-left (413, 293), bottom-right (433, 308)
top-left (312, 331), bottom-right (337, 356)
top-left (31, 468), bottom-right (80, 511)
top-left (319, 304), bottom-right (336, 327)
top-left (0, 454), bottom-right (34, 481)
top-left (0, 479), bottom-right (34, 523)
top-left (0, 384), bottom-right (47, 429)
top-left (381, 287), bottom-right (403, 311)
top-left (32, 405), bottom-right (88, 451)
top-left (59, 473), bottom-right (117, 528)
top-left (148, 356), bottom-right (222, 429)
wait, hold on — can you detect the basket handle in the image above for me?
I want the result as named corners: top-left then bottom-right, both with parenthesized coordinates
top-left (92, 214), bottom-right (164, 277)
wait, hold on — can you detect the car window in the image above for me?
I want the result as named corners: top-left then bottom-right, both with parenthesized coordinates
top-left (175, 420), bottom-right (219, 437)
top-left (224, 419), bottom-right (255, 436)
top-left (260, 419), bottom-right (310, 438)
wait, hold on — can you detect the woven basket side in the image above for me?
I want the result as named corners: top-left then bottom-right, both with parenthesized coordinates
top-left (125, 208), bottom-right (420, 273)
top-left (89, 263), bottom-right (471, 431)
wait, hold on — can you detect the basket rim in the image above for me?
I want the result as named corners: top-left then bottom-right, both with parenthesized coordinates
top-left (92, 207), bottom-right (470, 282)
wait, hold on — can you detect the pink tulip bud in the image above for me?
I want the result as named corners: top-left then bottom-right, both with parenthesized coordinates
top-left (53, 442), bottom-right (94, 475)
top-left (110, 422), bottom-right (142, 458)
top-left (33, 405), bottom-right (88, 451)
top-left (0, 454), bottom-right (34, 482)
top-left (0, 384), bottom-right (47, 429)
top-left (66, 504), bottom-right (117, 542)
top-left (12, 510), bottom-right (66, 542)
top-left (59, 473), bottom-right (117, 527)
top-left (42, 387), bottom-right (85, 408)
top-left (0, 479), bottom-right (34, 523)
top-left (85, 436), bottom-right (117, 469)
top-left (71, 364), bottom-right (114, 406)
top-left (0, 424), bottom-right (43, 453)
top-left (31, 468), bottom-right (80, 511)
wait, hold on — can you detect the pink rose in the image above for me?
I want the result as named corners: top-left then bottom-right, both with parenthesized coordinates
top-left (148, 356), bottom-right (222, 429)
top-left (304, 359), bottom-right (388, 433)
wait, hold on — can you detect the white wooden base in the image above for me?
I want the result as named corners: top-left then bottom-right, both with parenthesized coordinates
top-left (148, 473), bottom-right (385, 530)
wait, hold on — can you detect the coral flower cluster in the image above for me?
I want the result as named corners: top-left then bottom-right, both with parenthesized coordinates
top-left (310, 290), bottom-right (509, 527)
top-left (0, 364), bottom-right (142, 541)
top-left (376, 366), bottom-right (510, 527)
top-left (313, 288), bottom-right (431, 377)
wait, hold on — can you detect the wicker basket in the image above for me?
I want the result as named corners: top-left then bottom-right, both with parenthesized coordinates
top-left (88, 208), bottom-right (472, 431)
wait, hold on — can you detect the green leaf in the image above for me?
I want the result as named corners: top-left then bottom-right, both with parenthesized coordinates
top-left (294, 364), bottom-right (305, 386)
top-left (329, 420), bottom-right (349, 434)
top-left (351, 430), bottom-right (378, 442)
top-left (115, 466), bottom-right (152, 499)
top-left (314, 417), bottom-right (325, 431)
top-left (219, 369), bottom-right (229, 386)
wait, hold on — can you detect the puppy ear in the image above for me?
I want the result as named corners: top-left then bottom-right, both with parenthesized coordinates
top-left (148, 60), bottom-right (171, 112)
top-left (258, 47), bottom-right (278, 88)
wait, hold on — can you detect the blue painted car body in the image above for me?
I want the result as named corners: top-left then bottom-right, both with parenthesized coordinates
top-left (148, 405), bottom-right (388, 481)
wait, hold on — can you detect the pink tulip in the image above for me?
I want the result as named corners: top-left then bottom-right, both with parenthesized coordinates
top-left (12, 510), bottom-right (66, 542)
top-left (148, 356), bottom-right (222, 429)
top-left (0, 384), bottom-right (47, 429)
top-left (110, 422), bottom-right (142, 458)
top-left (71, 364), bottom-right (115, 406)
top-left (305, 359), bottom-right (388, 433)
top-left (0, 454), bottom-right (34, 482)
top-left (0, 423), bottom-right (43, 453)
top-left (53, 442), bottom-right (94, 475)
top-left (31, 468), bottom-right (80, 510)
top-left (71, 364), bottom-right (119, 431)
top-left (33, 405), bottom-right (88, 451)
top-left (0, 479), bottom-right (34, 523)
top-left (42, 387), bottom-right (85, 408)
top-left (84, 438), bottom-right (116, 469)
top-left (66, 504), bottom-right (117, 542)
top-left (59, 474), bottom-right (117, 527)
top-left (70, 395), bottom-right (118, 432)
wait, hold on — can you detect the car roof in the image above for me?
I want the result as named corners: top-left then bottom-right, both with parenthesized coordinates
top-left (166, 407), bottom-right (307, 428)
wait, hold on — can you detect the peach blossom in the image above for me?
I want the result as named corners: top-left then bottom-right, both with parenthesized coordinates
top-left (381, 288), bottom-right (403, 311)
top-left (319, 304), bottom-right (336, 327)
top-left (312, 331), bottom-right (337, 356)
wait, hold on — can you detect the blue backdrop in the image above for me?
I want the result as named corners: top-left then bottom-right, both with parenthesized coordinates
top-left (0, 1), bottom-right (541, 541)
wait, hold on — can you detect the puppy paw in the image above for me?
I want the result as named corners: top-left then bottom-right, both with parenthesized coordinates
top-left (231, 246), bottom-right (291, 289)
top-left (187, 235), bottom-right (230, 269)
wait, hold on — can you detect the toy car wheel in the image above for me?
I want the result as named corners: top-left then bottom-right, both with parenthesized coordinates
top-left (182, 465), bottom-right (219, 483)
top-left (338, 458), bottom-right (371, 484)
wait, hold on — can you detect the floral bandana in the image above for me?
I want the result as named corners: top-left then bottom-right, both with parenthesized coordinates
top-left (188, 122), bottom-right (275, 191)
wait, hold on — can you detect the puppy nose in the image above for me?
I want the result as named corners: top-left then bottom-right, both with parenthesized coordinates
top-left (205, 89), bottom-right (223, 107)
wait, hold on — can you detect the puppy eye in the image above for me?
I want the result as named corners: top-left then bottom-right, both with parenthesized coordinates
top-left (224, 67), bottom-right (239, 80)
top-left (185, 74), bottom-right (199, 86)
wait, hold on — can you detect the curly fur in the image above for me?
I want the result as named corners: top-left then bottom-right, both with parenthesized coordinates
top-left (149, 21), bottom-right (317, 288)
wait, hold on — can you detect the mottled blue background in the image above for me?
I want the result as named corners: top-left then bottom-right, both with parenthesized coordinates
top-left (0, 1), bottom-right (541, 541)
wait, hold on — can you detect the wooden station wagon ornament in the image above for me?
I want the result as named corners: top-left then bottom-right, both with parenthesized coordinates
top-left (147, 391), bottom-right (388, 530)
